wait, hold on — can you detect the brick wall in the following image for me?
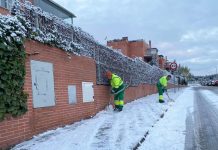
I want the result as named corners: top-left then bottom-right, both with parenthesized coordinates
top-left (129, 41), bottom-right (148, 59)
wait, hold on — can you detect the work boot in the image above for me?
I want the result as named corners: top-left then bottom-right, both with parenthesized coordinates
top-left (114, 107), bottom-right (119, 111)
top-left (159, 100), bottom-right (165, 103)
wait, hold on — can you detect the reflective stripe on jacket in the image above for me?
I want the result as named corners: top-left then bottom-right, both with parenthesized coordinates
top-left (110, 74), bottom-right (123, 88)
top-left (159, 76), bottom-right (168, 87)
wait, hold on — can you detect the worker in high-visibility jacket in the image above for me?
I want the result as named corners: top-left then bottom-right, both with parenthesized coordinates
top-left (106, 71), bottom-right (125, 111)
top-left (156, 75), bottom-right (172, 103)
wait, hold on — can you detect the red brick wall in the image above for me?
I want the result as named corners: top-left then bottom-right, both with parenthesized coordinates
top-left (125, 84), bottom-right (156, 103)
top-left (24, 40), bottom-right (100, 132)
top-left (0, 40), bottom-right (174, 149)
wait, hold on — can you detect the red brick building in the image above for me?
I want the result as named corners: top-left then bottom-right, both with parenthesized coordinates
top-left (108, 38), bottom-right (169, 69)
top-left (107, 37), bottom-right (149, 59)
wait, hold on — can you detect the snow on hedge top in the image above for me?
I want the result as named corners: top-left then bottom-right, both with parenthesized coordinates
top-left (0, 15), bottom-right (26, 43)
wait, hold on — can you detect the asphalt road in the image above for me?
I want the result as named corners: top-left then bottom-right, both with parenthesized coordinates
top-left (185, 86), bottom-right (218, 150)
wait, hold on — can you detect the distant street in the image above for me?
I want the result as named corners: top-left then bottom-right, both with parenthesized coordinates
top-left (185, 86), bottom-right (218, 150)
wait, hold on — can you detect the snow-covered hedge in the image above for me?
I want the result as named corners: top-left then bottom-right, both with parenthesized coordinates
top-left (9, 0), bottom-right (168, 85)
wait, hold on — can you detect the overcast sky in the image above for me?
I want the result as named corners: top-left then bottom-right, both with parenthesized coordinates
top-left (54, 0), bottom-right (218, 76)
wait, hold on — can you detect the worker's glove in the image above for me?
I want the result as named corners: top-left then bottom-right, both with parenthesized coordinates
top-left (162, 88), bottom-right (167, 92)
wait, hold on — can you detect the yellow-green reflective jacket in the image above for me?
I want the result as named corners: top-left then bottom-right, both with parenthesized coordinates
top-left (110, 74), bottom-right (123, 88)
top-left (159, 76), bottom-right (168, 87)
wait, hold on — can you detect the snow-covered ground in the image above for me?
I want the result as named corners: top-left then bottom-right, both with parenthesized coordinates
top-left (12, 87), bottom-right (190, 150)
top-left (139, 87), bottom-right (194, 150)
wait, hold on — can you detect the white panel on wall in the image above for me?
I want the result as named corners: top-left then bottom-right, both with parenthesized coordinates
top-left (82, 82), bottom-right (94, 102)
top-left (68, 85), bottom-right (77, 104)
top-left (31, 60), bottom-right (55, 108)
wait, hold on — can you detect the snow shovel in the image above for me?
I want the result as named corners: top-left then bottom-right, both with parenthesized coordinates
top-left (166, 91), bottom-right (174, 102)
top-left (106, 94), bottom-right (114, 111)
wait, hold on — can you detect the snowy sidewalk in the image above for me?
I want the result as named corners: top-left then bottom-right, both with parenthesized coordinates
top-left (139, 87), bottom-right (194, 150)
top-left (12, 88), bottom-right (185, 150)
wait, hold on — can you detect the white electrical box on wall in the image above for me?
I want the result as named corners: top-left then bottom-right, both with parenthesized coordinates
top-left (31, 60), bottom-right (55, 108)
top-left (68, 85), bottom-right (77, 104)
top-left (82, 82), bottom-right (94, 102)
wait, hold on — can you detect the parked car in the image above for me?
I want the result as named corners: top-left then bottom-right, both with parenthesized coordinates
top-left (215, 80), bottom-right (218, 86)
top-left (211, 80), bottom-right (216, 86)
top-left (206, 80), bottom-right (212, 86)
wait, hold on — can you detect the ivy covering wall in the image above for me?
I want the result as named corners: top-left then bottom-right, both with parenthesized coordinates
top-left (0, 15), bottom-right (28, 121)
